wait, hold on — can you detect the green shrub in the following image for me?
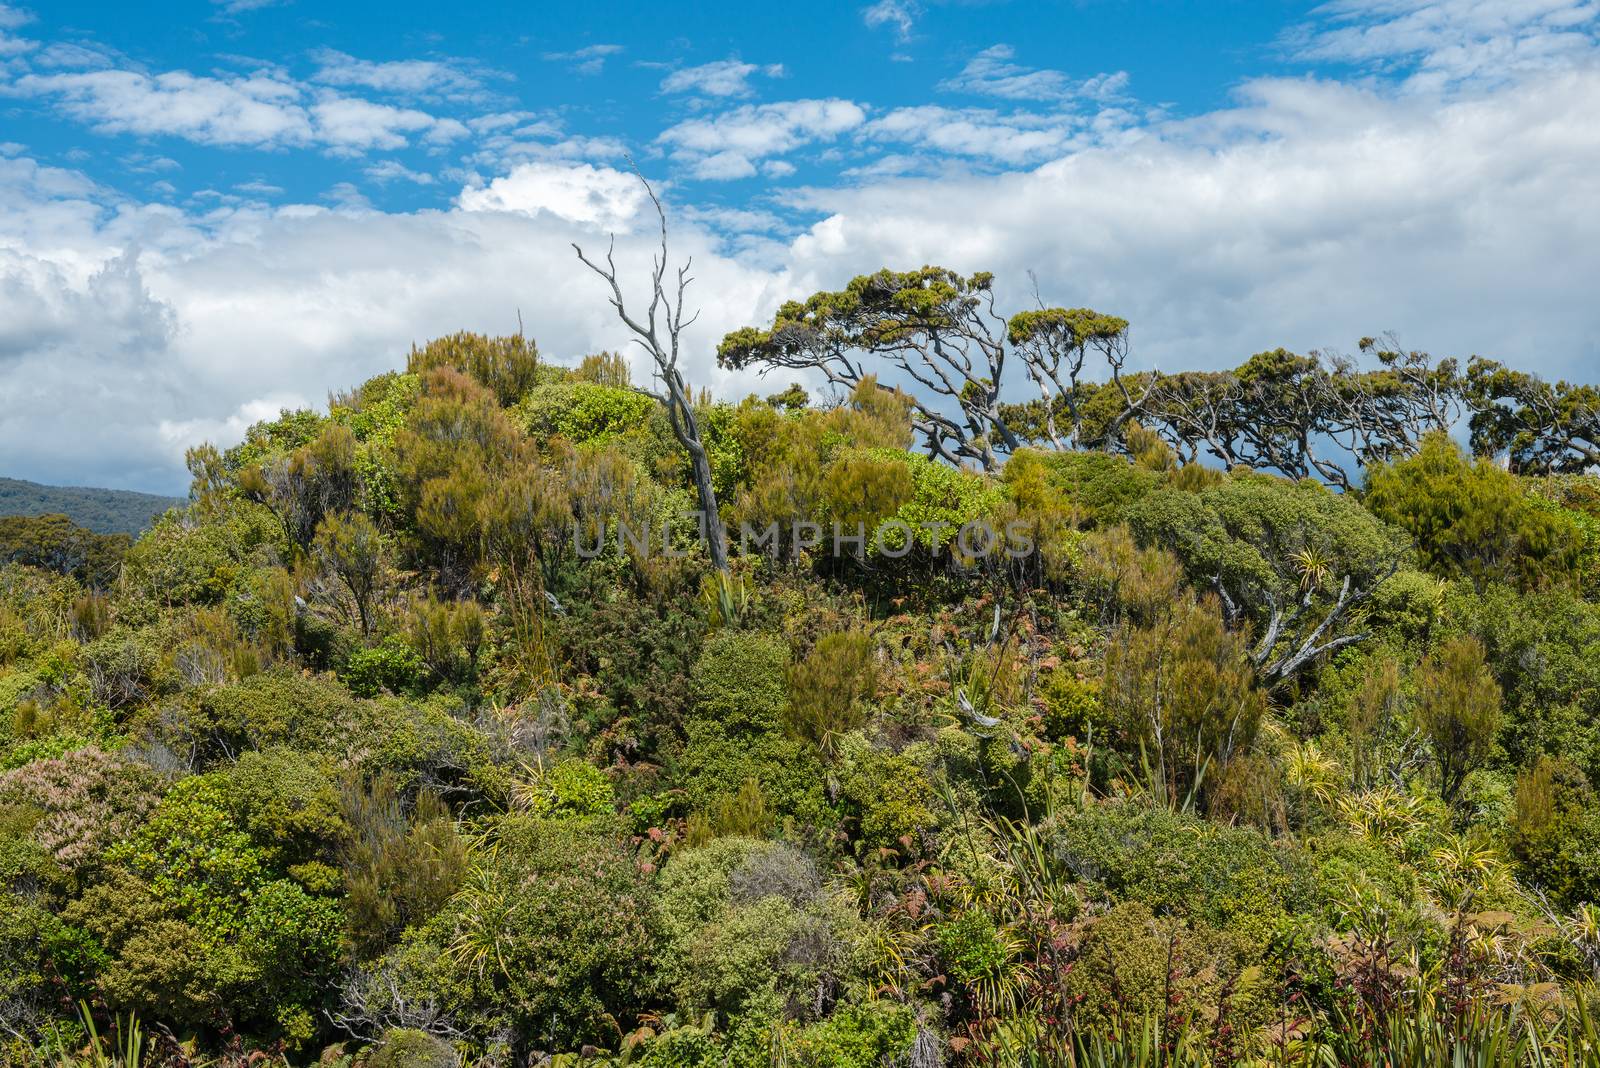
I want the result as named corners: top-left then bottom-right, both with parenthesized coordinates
top-left (514, 757), bottom-right (615, 819)
top-left (367, 1028), bottom-right (459, 1068)
top-left (429, 817), bottom-right (656, 1049)
top-left (655, 838), bottom-right (863, 1024)
top-left (692, 630), bottom-right (788, 735)
top-left (936, 909), bottom-right (1010, 987)
top-left (78, 775), bottom-right (343, 1046)
top-left (408, 331), bottom-right (540, 408)
top-left (1366, 432), bottom-right (1582, 591)
top-left (342, 635), bottom-right (426, 698)
top-left (784, 632), bottom-right (877, 751)
top-left (1030, 449), bottom-right (1161, 528)
top-left (1509, 756), bottom-right (1600, 909)
top-left (1062, 901), bottom-right (1270, 1035)
top-left (341, 778), bottom-right (466, 960)
top-left (518, 380), bottom-right (655, 444)
top-left (1050, 800), bottom-right (1309, 946)
top-left (777, 1000), bottom-right (918, 1068)
top-left (674, 718), bottom-right (831, 832)
top-left (834, 734), bottom-right (937, 854)
top-left (222, 747), bottom-right (346, 874)
top-left (191, 667), bottom-right (362, 761)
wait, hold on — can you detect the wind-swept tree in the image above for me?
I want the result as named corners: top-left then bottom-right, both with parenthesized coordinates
top-left (1465, 356), bottom-right (1600, 474)
top-left (1135, 340), bottom-right (1461, 490)
top-left (718, 267), bottom-right (1136, 471)
top-left (574, 173), bottom-right (728, 572)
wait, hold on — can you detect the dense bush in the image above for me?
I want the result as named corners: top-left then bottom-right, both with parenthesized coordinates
top-left (6, 332), bottom-right (1600, 1067)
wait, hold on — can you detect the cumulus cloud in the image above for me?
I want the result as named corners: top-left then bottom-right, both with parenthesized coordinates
top-left (456, 160), bottom-right (651, 229)
top-left (310, 94), bottom-right (463, 152)
top-left (792, 69), bottom-right (1600, 390)
top-left (0, 3), bottom-right (32, 60)
top-left (0, 154), bottom-right (774, 489)
top-left (365, 160), bottom-right (435, 185)
top-left (13, 69), bottom-right (310, 145)
top-left (659, 98), bottom-right (867, 179)
top-left (4, 7), bottom-right (1600, 494)
top-left (660, 58), bottom-right (785, 98)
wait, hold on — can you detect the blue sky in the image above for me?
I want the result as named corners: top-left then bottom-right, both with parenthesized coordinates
top-left (7, 1), bottom-right (1314, 214)
top-left (3, 0), bottom-right (1600, 491)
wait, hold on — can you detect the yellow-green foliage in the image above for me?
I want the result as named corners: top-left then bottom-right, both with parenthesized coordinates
top-left (517, 380), bottom-right (656, 445)
top-left (407, 331), bottom-right (541, 408)
top-left (784, 631), bottom-right (878, 750)
top-left (655, 838), bottom-right (866, 1023)
top-left (850, 448), bottom-right (1006, 556)
top-left (1366, 432), bottom-right (1583, 591)
top-left (834, 732), bottom-right (937, 853)
top-left (1102, 591), bottom-right (1266, 807)
top-left (512, 757), bottom-right (615, 819)
top-left (1062, 901), bottom-right (1270, 1034)
top-left (432, 817), bottom-right (657, 1049)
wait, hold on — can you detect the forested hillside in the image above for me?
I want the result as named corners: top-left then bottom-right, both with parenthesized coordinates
top-left (0, 479), bottom-right (184, 537)
top-left (4, 269), bottom-right (1600, 1067)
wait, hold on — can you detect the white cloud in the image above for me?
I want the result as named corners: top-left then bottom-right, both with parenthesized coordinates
top-left (1290, 0), bottom-right (1600, 90)
top-left (863, 105), bottom-right (1085, 164)
top-left (323, 181), bottom-right (373, 211)
top-left (691, 151), bottom-right (757, 180)
top-left (33, 41), bottom-right (118, 69)
top-left (938, 44), bottom-right (1130, 103)
top-left (542, 44), bottom-right (623, 76)
top-left (862, 0), bottom-right (918, 42)
top-left (681, 204), bottom-right (786, 233)
top-left (13, 66), bottom-right (467, 152)
top-left (13, 68), bottom-right (312, 146)
top-left (0, 3), bottom-right (32, 60)
top-left (660, 58), bottom-right (784, 97)
top-left (0, 158), bottom-right (777, 491)
top-left (310, 94), bottom-right (457, 152)
top-left (235, 179), bottom-right (283, 197)
top-left (209, 0), bottom-right (283, 13)
top-left (789, 68), bottom-right (1600, 393)
top-left (455, 160), bottom-right (650, 229)
top-left (659, 98), bottom-right (866, 179)
top-left (365, 160), bottom-right (435, 185)
top-left (311, 48), bottom-right (495, 103)
top-left (6, 19), bottom-right (1600, 495)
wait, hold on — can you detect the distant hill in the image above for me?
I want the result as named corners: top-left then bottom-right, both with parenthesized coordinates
top-left (0, 477), bottom-right (184, 535)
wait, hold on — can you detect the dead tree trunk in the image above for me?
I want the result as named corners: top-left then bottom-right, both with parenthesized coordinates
top-left (573, 170), bottom-right (729, 573)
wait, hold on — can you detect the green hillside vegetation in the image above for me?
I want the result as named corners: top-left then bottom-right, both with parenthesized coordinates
top-left (0, 478), bottom-right (184, 536)
top-left (4, 276), bottom-right (1600, 1067)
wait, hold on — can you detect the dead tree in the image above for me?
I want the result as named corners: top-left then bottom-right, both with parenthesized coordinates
top-left (573, 173), bottom-right (728, 572)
